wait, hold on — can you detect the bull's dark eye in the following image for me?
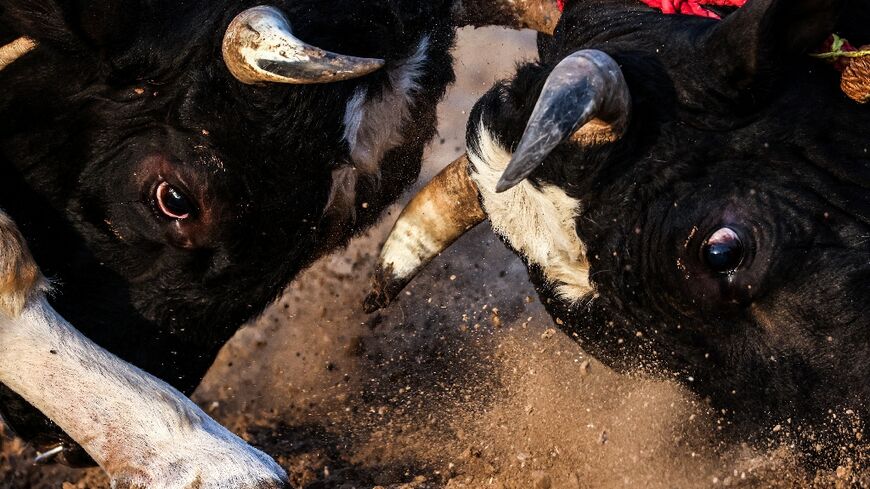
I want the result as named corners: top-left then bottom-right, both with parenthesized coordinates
top-left (155, 181), bottom-right (194, 220)
top-left (702, 227), bottom-right (744, 273)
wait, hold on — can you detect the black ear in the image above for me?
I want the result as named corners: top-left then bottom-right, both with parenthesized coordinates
top-left (65, 1), bottom-right (137, 48)
top-left (1, 0), bottom-right (137, 50)
top-left (536, 31), bottom-right (558, 60)
top-left (836, 0), bottom-right (870, 46)
top-left (1, 1), bottom-right (73, 47)
top-left (704, 0), bottom-right (845, 89)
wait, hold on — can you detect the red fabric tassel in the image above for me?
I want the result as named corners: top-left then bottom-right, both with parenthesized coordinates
top-left (557, 0), bottom-right (746, 17)
top-left (638, 0), bottom-right (747, 19)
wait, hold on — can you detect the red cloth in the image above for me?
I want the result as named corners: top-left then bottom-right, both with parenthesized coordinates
top-left (557, 0), bottom-right (746, 18)
top-left (639, 0), bottom-right (746, 18)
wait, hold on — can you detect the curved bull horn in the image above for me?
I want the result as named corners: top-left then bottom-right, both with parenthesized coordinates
top-left (0, 37), bottom-right (37, 72)
top-left (496, 50), bottom-right (631, 193)
top-left (222, 6), bottom-right (385, 85)
top-left (364, 155), bottom-right (486, 313)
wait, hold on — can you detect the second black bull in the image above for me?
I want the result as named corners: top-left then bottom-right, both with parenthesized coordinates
top-left (368, 0), bottom-right (870, 452)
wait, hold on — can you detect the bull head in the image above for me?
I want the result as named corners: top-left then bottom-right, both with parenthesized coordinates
top-left (365, 0), bottom-right (856, 312)
top-left (222, 6), bottom-right (385, 85)
top-left (365, 49), bottom-right (631, 311)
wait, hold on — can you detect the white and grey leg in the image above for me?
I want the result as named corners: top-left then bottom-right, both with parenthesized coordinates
top-left (0, 212), bottom-right (287, 489)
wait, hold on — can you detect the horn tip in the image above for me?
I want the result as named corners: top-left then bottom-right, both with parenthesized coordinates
top-left (363, 264), bottom-right (407, 313)
top-left (362, 291), bottom-right (388, 314)
top-left (495, 176), bottom-right (519, 193)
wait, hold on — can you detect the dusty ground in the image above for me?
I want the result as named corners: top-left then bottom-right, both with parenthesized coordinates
top-left (0, 27), bottom-right (867, 489)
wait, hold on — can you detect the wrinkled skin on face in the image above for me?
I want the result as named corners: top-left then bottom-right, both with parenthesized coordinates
top-left (0, 0), bottom-right (455, 460)
top-left (468, 0), bottom-right (870, 442)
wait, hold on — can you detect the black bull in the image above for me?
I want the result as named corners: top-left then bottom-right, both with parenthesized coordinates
top-left (368, 0), bottom-right (870, 456)
top-left (0, 0), bottom-right (560, 468)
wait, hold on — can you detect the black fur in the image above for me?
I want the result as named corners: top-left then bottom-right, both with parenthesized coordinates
top-left (0, 0), bottom-right (455, 463)
top-left (469, 0), bottom-right (870, 453)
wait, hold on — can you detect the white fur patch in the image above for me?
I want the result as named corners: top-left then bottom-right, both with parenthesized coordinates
top-left (343, 36), bottom-right (430, 175)
top-left (0, 296), bottom-right (286, 489)
top-left (469, 123), bottom-right (592, 302)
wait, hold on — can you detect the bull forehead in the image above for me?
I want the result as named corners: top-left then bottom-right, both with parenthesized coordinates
top-left (549, 2), bottom-right (707, 59)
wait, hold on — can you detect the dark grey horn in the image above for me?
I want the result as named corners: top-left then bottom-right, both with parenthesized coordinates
top-left (495, 50), bottom-right (631, 193)
top-left (223, 6), bottom-right (385, 85)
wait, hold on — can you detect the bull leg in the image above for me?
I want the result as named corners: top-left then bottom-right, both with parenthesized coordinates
top-left (452, 0), bottom-right (562, 34)
top-left (0, 212), bottom-right (286, 489)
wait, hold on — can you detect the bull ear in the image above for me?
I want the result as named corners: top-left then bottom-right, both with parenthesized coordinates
top-left (1, 0), bottom-right (137, 50)
top-left (705, 0), bottom-right (845, 89)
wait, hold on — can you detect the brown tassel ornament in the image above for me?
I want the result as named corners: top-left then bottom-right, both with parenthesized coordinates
top-left (813, 35), bottom-right (870, 104)
top-left (841, 50), bottom-right (870, 103)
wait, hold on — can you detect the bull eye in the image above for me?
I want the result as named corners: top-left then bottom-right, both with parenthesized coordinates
top-left (154, 181), bottom-right (194, 220)
top-left (702, 227), bottom-right (744, 274)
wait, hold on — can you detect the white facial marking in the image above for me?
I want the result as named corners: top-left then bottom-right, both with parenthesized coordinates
top-left (0, 296), bottom-right (287, 489)
top-left (469, 122), bottom-right (592, 302)
top-left (343, 36), bottom-right (430, 176)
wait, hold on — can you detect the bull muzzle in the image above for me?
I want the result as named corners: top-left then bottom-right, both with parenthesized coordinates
top-left (222, 6), bottom-right (385, 85)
